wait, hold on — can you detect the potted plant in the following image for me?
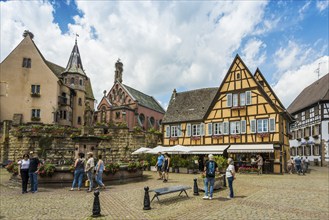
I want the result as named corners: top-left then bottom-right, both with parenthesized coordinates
top-left (38, 163), bottom-right (56, 177)
top-left (213, 155), bottom-right (227, 172)
top-left (171, 155), bottom-right (180, 173)
top-left (5, 162), bottom-right (18, 176)
top-left (104, 162), bottom-right (120, 175)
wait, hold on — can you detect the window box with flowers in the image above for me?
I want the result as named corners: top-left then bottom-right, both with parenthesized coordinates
top-left (231, 106), bottom-right (245, 110)
top-left (191, 136), bottom-right (201, 141)
top-left (170, 137), bottom-right (178, 141)
top-left (31, 117), bottom-right (41, 121)
top-left (230, 134), bottom-right (240, 139)
top-left (212, 135), bottom-right (223, 139)
top-left (257, 133), bottom-right (269, 138)
top-left (104, 162), bottom-right (120, 175)
top-left (31, 93), bottom-right (41, 97)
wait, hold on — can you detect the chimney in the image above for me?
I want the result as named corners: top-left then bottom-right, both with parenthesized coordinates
top-left (114, 59), bottom-right (123, 83)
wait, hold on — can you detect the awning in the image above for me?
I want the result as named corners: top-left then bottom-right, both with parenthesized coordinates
top-left (187, 145), bottom-right (229, 154)
top-left (227, 144), bottom-right (274, 153)
top-left (131, 147), bottom-right (152, 155)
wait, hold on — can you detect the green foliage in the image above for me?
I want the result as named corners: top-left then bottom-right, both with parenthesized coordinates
top-left (133, 126), bottom-right (143, 132)
top-left (178, 157), bottom-right (189, 168)
top-left (38, 163), bottom-right (56, 177)
top-left (151, 156), bottom-right (157, 166)
top-left (213, 155), bottom-right (227, 170)
top-left (171, 155), bottom-right (181, 168)
top-left (127, 161), bottom-right (143, 172)
top-left (5, 162), bottom-right (18, 175)
top-left (104, 162), bottom-right (120, 175)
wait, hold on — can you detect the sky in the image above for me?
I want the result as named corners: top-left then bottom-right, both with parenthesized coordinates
top-left (1, 0), bottom-right (328, 111)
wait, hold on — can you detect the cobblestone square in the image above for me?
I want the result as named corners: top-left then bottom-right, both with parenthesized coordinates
top-left (0, 167), bottom-right (328, 220)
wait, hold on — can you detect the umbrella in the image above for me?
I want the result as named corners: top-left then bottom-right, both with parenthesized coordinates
top-left (131, 147), bottom-right (152, 155)
top-left (146, 145), bottom-right (168, 154)
top-left (163, 145), bottom-right (190, 154)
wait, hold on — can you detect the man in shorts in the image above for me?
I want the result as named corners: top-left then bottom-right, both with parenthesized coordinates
top-left (155, 152), bottom-right (164, 180)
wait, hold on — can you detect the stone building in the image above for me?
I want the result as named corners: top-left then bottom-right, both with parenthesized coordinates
top-left (288, 73), bottom-right (329, 166)
top-left (95, 59), bottom-right (165, 131)
top-left (162, 55), bottom-right (293, 174)
top-left (0, 30), bottom-right (95, 128)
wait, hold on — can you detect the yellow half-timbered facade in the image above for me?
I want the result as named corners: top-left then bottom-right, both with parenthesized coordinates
top-left (162, 55), bottom-right (293, 174)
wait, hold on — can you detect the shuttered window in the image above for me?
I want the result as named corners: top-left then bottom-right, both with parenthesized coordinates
top-left (246, 91), bottom-right (252, 105)
top-left (227, 93), bottom-right (232, 107)
top-left (241, 120), bottom-right (246, 134)
top-left (208, 123), bottom-right (212, 136)
top-left (269, 118), bottom-right (275, 132)
top-left (250, 119), bottom-right (256, 133)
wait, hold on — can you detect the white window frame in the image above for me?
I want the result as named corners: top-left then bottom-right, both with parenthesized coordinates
top-left (257, 119), bottom-right (268, 133)
top-left (171, 126), bottom-right (178, 137)
top-left (230, 121), bottom-right (241, 134)
top-left (31, 85), bottom-right (40, 94)
top-left (192, 124), bottom-right (201, 136)
top-left (32, 109), bottom-right (40, 118)
top-left (213, 123), bottom-right (223, 135)
top-left (269, 118), bottom-right (276, 132)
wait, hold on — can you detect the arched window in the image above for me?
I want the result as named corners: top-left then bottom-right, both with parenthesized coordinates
top-left (78, 98), bottom-right (82, 106)
top-left (149, 117), bottom-right (155, 126)
top-left (70, 77), bottom-right (75, 84)
top-left (79, 79), bottom-right (83, 86)
top-left (138, 114), bottom-right (145, 127)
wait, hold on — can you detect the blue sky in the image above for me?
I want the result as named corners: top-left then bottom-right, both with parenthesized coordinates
top-left (1, 0), bottom-right (328, 110)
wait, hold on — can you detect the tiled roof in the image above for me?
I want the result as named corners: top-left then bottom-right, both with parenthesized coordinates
top-left (122, 84), bottom-right (165, 113)
top-left (45, 61), bottom-right (65, 77)
top-left (287, 73), bottom-right (329, 114)
top-left (163, 87), bottom-right (218, 123)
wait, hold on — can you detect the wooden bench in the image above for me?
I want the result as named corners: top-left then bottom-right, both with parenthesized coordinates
top-left (150, 185), bottom-right (191, 202)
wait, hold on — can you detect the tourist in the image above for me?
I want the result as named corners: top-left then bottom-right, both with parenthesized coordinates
top-left (28, 151), bottom-right (41, 193)
top-left (162, 153), bottom-right (170, 182)
top-left (18, 154), bottom-right (30, 194)
top-left (304, 156), bottom-right (309, 173)
top-left (95, 155), bottom-right (106, 189)
top-left (70, 152), bottom-right (85, 191)
top-left (203, 154), bottom-right (218, 200)
top-left (226, 158), bottom-right (236, 199)
top-left (287, 157), bottom-right (294, 174)
top-left (155, 152), bottom-right (164, 180)
top-left (85, 152), bottom-right (95, 192)
top-left (255, 154), bottom-right (263, 175)
top-left (294, 156), bottom-right (302, 175)
top-left (301, 157), bottom-right (306, 175)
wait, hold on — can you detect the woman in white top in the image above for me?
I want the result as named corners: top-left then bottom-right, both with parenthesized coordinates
top-left (226, 158), bottom-right (235, 199)
top-left (18, 154), bottom-right (30, 194)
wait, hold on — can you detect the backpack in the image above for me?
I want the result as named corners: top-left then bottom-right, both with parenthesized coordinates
top-left (206, 161), bottom-right (215, 177)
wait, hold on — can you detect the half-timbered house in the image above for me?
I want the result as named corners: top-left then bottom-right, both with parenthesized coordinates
top-left (162, 55), bottom-right (293, 174)
top-left (288, 73), bottom-right (329, 166)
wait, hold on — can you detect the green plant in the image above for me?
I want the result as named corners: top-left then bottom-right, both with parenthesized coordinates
top-left (127, 161), bottom-right (143, 172)
top-left (151, 156), bottom-right (157, 166)
top-left (133, 126), bottom-right (143, 132)
top-left (178, 158), bottom-right (189, 168)
top-left (38, 163), bottom-right (56, 177)
top-left (104, 162), bottom-right (120, 175)
top-left (171, 155), bottom-right (180, 168)
top-left (213, 155), bottom-right (227, 170)
top-left (5, 162), bottom-right (18, 175)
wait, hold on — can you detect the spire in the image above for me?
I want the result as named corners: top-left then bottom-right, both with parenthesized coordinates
top-left (114, 59), bottom-right (123, 83)
top-left (64, 38), bottom-right (86, 75)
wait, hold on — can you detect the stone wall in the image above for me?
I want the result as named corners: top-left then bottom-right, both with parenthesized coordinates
top-left (1, 124), bottom-right (161, 164)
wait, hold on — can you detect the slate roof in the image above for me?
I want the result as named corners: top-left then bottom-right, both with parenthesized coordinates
top-left (163, 87), bottom-right (218, 123)
top-left (45, 61), bottom-right (65, 77)
top-left (63, 40), bottom-right (86, 76)
top-left (122, 84), bottom-right (165, 114)
top-left (287, 73), bottom-right (329, 114)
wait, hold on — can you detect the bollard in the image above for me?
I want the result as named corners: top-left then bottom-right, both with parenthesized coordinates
top-left (193, 178), bottom-right (199, 196)
top-left (143, 186), bottom-right (151, 210)
top-left (92, 190), bottom-right (101, 217)
top-left (223, 174), bottom-right (227, 187)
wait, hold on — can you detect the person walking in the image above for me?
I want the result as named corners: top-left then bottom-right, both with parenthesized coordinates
top-left (287, 157), bottom-right (294, 174)
top-left (28, 151), bottom-right (41, 193)
top-left (203, 154), bottom-right (218, 200)
top-left (85, 152), bottom-right (95, 192)
top-left (294, 156), bottom-right (302, 175)
top-left (162, 153), bottom-right (170, 182)
top-left (18, 154), bottom-right (30, 194)
top-left (70, 152), bottom-right (85, 191)
top-left (255, 155), bottom-right (263, 175)
top-left (226, 158), bottom-right (236, 199)
top-left (304, 156), bottom-right (309, 173)
top-left (95, 155), bottom-right (106, 189)
top-left (155, 152), bottom-right (164, 180)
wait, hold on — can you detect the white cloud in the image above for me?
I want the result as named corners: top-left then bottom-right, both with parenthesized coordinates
top-left (273, 56), bottom-right (329, 108)
top-left (316, 0), bottom-right (329, 12)
top-left (298, 1), bottom-right (311, 19)
top-left (241, 38), bottom-right (267, 72)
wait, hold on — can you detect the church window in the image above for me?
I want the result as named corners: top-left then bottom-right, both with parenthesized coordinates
top-left (78, 98), bottom-right (82, 106)
top-left (79, 79), bottom-right (83, 86)
top-left (78, 116), bottom-right (82, 125)
top-left (116, 112), bottom-right (120, 119)
top-left (70, 77), bottom-right (75, 84)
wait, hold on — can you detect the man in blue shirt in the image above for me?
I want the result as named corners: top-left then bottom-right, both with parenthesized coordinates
top-left (155, 152), bottom-right (164, 180)
top-left (294, 156), bottom-right (302, 175)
